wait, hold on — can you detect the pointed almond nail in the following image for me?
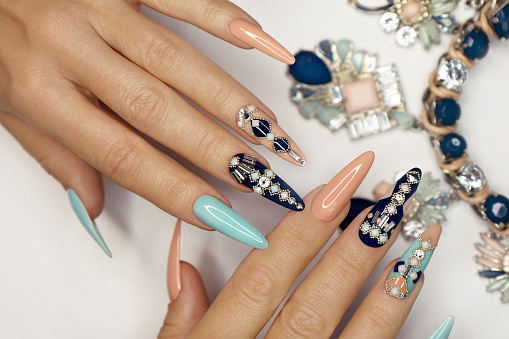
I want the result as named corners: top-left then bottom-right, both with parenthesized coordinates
top-left (229, 154), bottom-right (304, 211)
top-left (426, 315), bottom-right (455, 339)
top-left (312, 152), bottom-right (374, 221)
top-left (236, 104), bottom-right (306, 166)
top-left (168, 219), bottom-right (182, 301)
top-left (67, 188), bottom-right (112, 258)
top-left (230, 19), bottom-right (295, 64)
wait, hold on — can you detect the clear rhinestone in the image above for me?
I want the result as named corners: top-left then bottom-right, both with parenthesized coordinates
top-left (408, 173), bottom-right (418, 183)
top-left (456, 163), bottom-right (487, 193)
top-left (387, 205), bottom-right (397, 214)
top-left (328, 113), bottom-right (347, 130)
top-left (237, 108), bottom-right (251, 125)
top-left (326, 85), bottom-right (343, 104)
top-left (364, 54), bottom-right (378, 73)
top-left (229, 157), bottom-right (239, 166)
top-left (380, 12), bottom-right (400, 32)
top-left (290, 84), bottom-right (315, 103)
top-left (401, 183), bottom-right (410, 193)
top-left (296, 203), bottom-right (303, 210)
top-left (365, 114), bottom-right (381, 134)
top-left (393, 193), bottom-right (405, 205)
top-left (288, 197), bottom-right (296, 204)
top-left (288, 150), bottom-right (301, 162)
top-left (259, 177), bottom-right (271, 188)
top-left (415, 249), bottom-right (425, 260)
top-left (395, 26), bottom-right (417, 47)
top-left (436, 58), bottom-right (468, 91)
top-left (300, 160), bottom-right (307, 166)
top-left (280, 191), bottom-right (289, 200)
top-left (402, 220), bottom-right (427, 239)
top-left (424, 192), bottom-right (451, 210)
top-left (348, 119), bottom-right (364, 140)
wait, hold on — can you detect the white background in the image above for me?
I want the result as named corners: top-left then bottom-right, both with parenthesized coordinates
top-left (1, 0), bottom-right (509, 338)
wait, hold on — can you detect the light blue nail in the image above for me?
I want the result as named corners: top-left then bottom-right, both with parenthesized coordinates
top-left (426, 316), bottom-right (455, 339)
top-left (68, 189), bottom-right (112, 258)
top-left (193, 195), bottom-right (268, 249)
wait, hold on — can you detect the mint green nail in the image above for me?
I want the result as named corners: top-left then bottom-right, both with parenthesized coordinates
top-left (68, 189), bottom-right (112, 258)
top-left (426, 316), bottom-right (455, 339)
top-left (193, 195), bottom-right (268, 249)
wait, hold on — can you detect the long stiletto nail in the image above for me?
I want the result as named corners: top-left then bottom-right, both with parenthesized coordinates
top-left (312, 151), bottom-right (374, 221)
top-left (193, 195), bottom-right (268, 249)
top-left (168, 219), bottom-right (182, 301)
top-left (385, 224), bottom-right (441, 298)
top-left (359, 168), bottom-right (422, 247)
top-left (236, 104), bottom-right (307, 166)
top-left (426, 316), bottom-right (455, 339)
top-left (229, 154), bottom-right (304, 211)
top-left (67, 188), bottom-right (112, 258)
top-left (229, 19), bottom-right (295, 65)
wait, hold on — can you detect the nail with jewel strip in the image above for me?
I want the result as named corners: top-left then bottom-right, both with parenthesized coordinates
top-left (358, 168), bottom-right (422, 247)
top-left (229, 153), bottom-right (304, 211)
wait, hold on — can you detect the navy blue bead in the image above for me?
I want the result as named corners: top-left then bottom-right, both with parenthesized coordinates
top-left (289, 51), bottom-right (332, 85)
top-left (479, 270), bottom-right (505, 279)
top-left (251, 119), bottom-right (271, 138)
top-left (485, 194), bottom-right (509, 225)
top-left (434, 98), bottom-right (461, 125)
top-left (440, 133), bottom-right (467, 159)
top-left (339, 198), bottom-right (374, 230)
top-left (273, 137), bottom-right (290, 152)
top-left (493, 4), bottom-right (509, 39)
top-left (462, 29), bottom-right (490, 60)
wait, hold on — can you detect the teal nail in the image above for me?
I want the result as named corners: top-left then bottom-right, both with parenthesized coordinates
top-left (68, 189), bottom-right (112, 258)
top-left (193, 195), bottom-right (268, 249)
top-left (426, 316), bottom-right (455, 339)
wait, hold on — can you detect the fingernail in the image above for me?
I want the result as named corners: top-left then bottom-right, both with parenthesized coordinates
top-left (312, 152), bottom-right (375, 221)
top-left (359, 168), bottom-right (422, 247)
top-left (385, 224), bottom-right (441, 298)
top-left (168, 219), bottom-right (182, 302)
top-left (229, 19), bottom-right (295, 65)
top-left (426, 316), bottom-right (455, 339)
top-left (229, 154), bottom-right (304, 211)
top-left (193, 195), bottom-right (268, 249)
top-left (67, 188), bottom-right (112, 258)
top-left (236, 104), bottom-right (306, 166)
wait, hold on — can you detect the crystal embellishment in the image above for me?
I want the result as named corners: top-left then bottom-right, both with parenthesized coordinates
top-left (380, 12), bottom-right (400, 32)
top-left (456, 163), bottom-right (487, 194)
top-left (395, 26), bottom-right (417, 47)
top-left (436, 58), bottom-right (468, 91)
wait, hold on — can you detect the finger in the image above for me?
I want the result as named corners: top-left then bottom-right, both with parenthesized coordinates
top-left (339, 225), bottom-right (442, 339)
top-left (89, 6), bottom-right (307, 166)
top-left (190, 153), bottom-right (374, 337)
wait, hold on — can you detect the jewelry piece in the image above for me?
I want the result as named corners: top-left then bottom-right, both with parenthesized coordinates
top-left (288, 40), bottom-right (415, 139)
top-left (475, 233), bottom-right (509, 303)
top-left (237, 104), bottom-right (306, 166)
top-left (349, 0), bottom-right (458, 49)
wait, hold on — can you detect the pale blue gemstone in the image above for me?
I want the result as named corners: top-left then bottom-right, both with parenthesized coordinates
top-left (351, 51), bottom-right (366, 74)
top-left (270, 185), bottom-right (280, 193)
top-left (425, 193), bottom-right (451, 210)
top-left (430, 1), bottom-right (457, 14)
top-left (361, 223), bottom-right (370, 232)
top-left (299, 100), bottom-right (322, 118)
top-left (391, 287), bottom-right (400, 296)
top-left (266, 170), bottom-right (274, 178)
top-left (379, 234), bottom-right (388, 243)
top-left (251, 172), bottom-right (260, 181)
top-left (422, 240), bottom-right (431, 249)
top-left (390, 110), bottom-right (415, 129)
top-left (266, 132), bottom-right (275, 141)
top-left (291, 84), bottom-right (315, 103)
top-left (317, 106), bottom-right (340, 123)
top-left (318, 40), bottom-right (334, 61)
top-left (336, 39), bottom-right (352, 62)
top-left (371, 228), bottom-right (380, 237)
top-left (254, 187), bottom-right (263, 194)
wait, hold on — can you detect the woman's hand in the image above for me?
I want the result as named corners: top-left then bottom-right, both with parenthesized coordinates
top-left (0, 0), bottom-right (303, 252)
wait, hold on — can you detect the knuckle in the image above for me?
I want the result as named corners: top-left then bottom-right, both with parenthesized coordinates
top-left (121, 84), bottom-right (169, 125)
top-left (139, 35), bottom-right (182, 73)
top-left (101, 137), bottom-right (141, 178)
top-left (201, 1), bottom-right (225, 25)
top-left (232, 263), bottom-right (279, 311)
top-left (279, 299), bottom-right (327, 338)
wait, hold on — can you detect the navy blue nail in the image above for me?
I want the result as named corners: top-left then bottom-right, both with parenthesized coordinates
top-left (229, 154), bottom-right (305, 211)
top-left (359, 168), bottom-right (421, 247)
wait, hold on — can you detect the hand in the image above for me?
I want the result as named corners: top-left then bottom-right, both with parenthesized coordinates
top-left (0, 0), bottom-right (304, 254)
top-left (158, 153), bottom-right (445, 338)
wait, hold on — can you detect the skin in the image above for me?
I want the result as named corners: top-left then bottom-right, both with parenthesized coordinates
top-left (0, 0), bottom-right (284, 230)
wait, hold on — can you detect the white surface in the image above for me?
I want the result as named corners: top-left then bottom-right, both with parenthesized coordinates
top-left (1, 0), bottom-right (509, 338)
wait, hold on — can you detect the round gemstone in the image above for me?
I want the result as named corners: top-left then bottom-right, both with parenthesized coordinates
top-left (440, 133), bottom-right (467, 159)
top-left (288, 197), bottom-right (296, 204)
top-left (485, 194), bottom-right (509, 225)
top-left (462, 28), bottom-right (490, 61)
top-left (434, 98), bottom-right (461, 126)
top-left (395, 26), bottom-right (417, 47)
top-left (289, 51), bottom-right (332, 85)
top-left (393, 193), bottom-right (405, 205)
top-left (415, 249), bottom-right (425, 260)
top-left (493, 4), bottom-right (509, 39)
top-left (237, 108), bottom-right (251, 124)
top-left (259, 177), bottom-right (271, 188)
top-left (402, 220), bottom-right (426, 239)
top-left (380, 12), bottom-right (400, 32)
top-left (402, 1), bottom-right (423, 19)
top-left (456, 163), bottom-right (487, 193)
top-left (437, 59), bottom-right (468, 91)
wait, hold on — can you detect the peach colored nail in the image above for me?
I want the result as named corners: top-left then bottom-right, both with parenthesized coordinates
top-left (312, 151), bottom-right (375, 221)
top-left (230, 19), bottom-right (295, 65)
top-left (168, 219), bottom-right (181, 302)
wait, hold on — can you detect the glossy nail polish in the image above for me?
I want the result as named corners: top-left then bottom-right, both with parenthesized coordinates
top-left (359, 168), bottom-right (422, 248)
top-left (426, 316), bottom-right (455, 339)
top-left (193, 195), bottom-right (268, 249)
top-left (312, 151), bottom-right (374, 221)
top-left (229, 154), bottom-right (304, 211)
top-left (168, 219), bottom-right (182, 301)
top-left (67, 189), bottom-right (112, 258)
top-left (229, 19), bottom-right (295, 65)
top-left (236, 104), bottom-right (307, 166)
top-left (385, 224), bottom-right (441, 298)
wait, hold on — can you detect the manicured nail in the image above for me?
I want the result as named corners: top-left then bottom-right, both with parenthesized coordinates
top-left (168, 219), bottom-right (182, 302)
top-left (385, 224), bottom-right (441, 298)
top-left (229, 19), bottom-right (295, 65)
top-left (193, 195), bottom-right (268, 249)
top-left (426, 316), bottom-right (455, 339)
top-left (312, 151), bottom-right (374, 221)
top-left (359, 168), bottom-right (422, 247)
top-left (236, 104), bottom-right (306, 166)
top-left (229, 154), bottom-right (304, 211)
top-left (67, 188), bottom-right (112, 258)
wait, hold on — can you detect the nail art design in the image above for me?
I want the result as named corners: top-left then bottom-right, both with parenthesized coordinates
top-left (385, 224), bottom-right (441, 298)
top-left (359, 168), bottom-right (421, 247)
top-left (67, 188), bottom-right (112, 258)
top-left (426, 316), bottom-right (454, 339)
top-left (229, 154), bottom-right (304, 211)
top-left (193, 195), bottom-right (268, 249)
top-left (229, 19), bottom-right (295, 65)
top-left (168, 219), bottom-right (182, 302)
top-left (237, 104), bottom-right (306, 166)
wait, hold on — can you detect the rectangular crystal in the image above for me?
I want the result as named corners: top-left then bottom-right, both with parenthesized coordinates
top-left (328, 113), bottom-right (347, 130)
